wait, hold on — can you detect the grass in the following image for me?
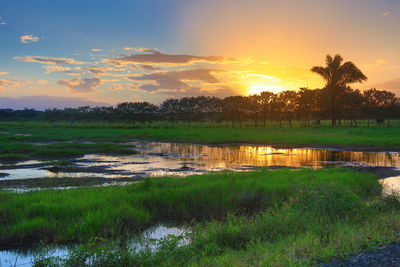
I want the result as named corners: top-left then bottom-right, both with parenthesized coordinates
top-left (0, 142), bottom-right (136, 162)
top-left (0, 177), bottom-right (139, 189)
top-left (1, 168), bottom-right (399, 266)
top-left (2, 121), bottom-right (400, 151)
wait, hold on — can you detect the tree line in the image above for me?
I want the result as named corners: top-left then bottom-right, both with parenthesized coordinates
top-left (1, 54), bottom-right (399, 127)
top-left (1, 87), bottom-right (399, 127)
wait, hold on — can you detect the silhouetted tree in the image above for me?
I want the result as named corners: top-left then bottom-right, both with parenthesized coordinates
top-left (311, 54), bottom-right (367, 126)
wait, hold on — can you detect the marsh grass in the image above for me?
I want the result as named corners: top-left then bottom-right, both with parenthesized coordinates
top-left (24, 168), bottom-right (400, 266)
top-left (0, 142), bottom-right (136, 162)
top-left (0, 168), bottom-right (386, 247)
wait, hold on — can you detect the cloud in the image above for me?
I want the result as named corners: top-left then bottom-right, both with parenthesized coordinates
top-left (128, 69), bottom-right (220, 92)
top-left (37, 80), bottom-right (48, 85)
top-left (372, 78), bottom-right (400, 93)
top-left (91, 48), bottom-right (103, 52)
top-left (0, 96), bottom-right (110, 110)
top-left (382, 11), bottom-right (391, 17)
top-left (20, 34), bottom-right (40, 43)
top-left (87, 66), bottom-right (125, 76)
top-left (15, 56), bottom-right (87, 65)
top-left (58, 77), bottom-right (103, 93)
top-left (43, 65), bottom-right (71, 73)
top-left (0, 72), bottom-right (8, 75)
top-left (66, 71), bottom-right (82, 76)
top-left (123, 47), bottom-right (159, 53)
top-left (0, 16), bottom-right (6, 25)
top-left (106, 51), bottom-right (229, 66)
top-left (131, 64), bottom-right (160, 71)
top-left (364, 59), bottom-right (389, 68)
top-left (110, 84), bottom-right (126, 90)
top-left (0, 79), bottom-right (22, 90)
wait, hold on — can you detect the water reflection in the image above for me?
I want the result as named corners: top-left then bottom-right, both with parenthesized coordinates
top-left (1, 142), bottom-right (400, 181)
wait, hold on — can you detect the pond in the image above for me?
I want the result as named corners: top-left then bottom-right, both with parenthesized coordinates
top-left (0, 141), bottom-right (400, 189)
top-left (1, 141), bottom-right (400, 264)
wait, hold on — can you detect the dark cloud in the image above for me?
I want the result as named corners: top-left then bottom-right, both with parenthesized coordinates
top-left (128, 69), bottom-right (220, 91)
top-left (107, 51), bottom-right (228, 66)
top-left (131, 64), bottom-right (160, 71)
top-left (88, 68), bottom-right (107, 75)
top-left (123, 47), bottom-right (159, 53)
top-left (58, 77), bottom-right (103, 93)
top-left (87, 66), bottom-right (125, 76)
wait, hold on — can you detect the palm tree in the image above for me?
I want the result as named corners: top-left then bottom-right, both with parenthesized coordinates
top-left (311, 54), bottom-right (367, 126)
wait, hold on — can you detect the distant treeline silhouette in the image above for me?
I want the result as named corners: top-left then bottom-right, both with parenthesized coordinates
top-left (1, 87), bottom-right (399, 127)
top-left (1, 54), bottom-right (399, 126)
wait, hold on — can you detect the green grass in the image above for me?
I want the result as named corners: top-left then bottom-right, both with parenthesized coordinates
top-left (2, 121), bottom-right (400, 150)
top-left (0, 142), bottom-right (136, 161)
top-left (1, 168), bottom-right (399, 266)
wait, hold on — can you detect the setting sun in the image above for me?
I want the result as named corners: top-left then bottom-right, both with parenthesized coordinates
top-left (248, 83), bottom-right (283, 95)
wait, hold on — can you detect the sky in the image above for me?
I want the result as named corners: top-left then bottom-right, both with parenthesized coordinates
top-left (0, 0), bottom-right (400, 109)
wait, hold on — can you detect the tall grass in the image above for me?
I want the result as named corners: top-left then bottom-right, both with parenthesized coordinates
top-left (0, 168), bottom-right (383, 248)
top-left (26, 169), bottom-right (400, 266)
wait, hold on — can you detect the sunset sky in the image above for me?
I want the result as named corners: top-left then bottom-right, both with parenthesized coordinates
top-left (1, 0), bottom-right (400, 109)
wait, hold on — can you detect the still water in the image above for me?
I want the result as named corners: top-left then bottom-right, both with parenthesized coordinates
top-left (1, 141), bottom-right (400, 265)
top-left (1, 141), bottom-right (400, 181)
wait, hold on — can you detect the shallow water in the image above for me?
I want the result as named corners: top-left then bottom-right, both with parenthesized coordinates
top-left (1, 142), bottom-right (400, 264)
top-left (1, 142), bottom-right (400, 182)
top-left (0, 224), bottom-right (189, 267)
top-left (381, 176), bottom-right (400, 194)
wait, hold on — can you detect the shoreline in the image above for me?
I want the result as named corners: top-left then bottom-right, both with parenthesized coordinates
top-left (129, 138), bottom-right (400, 153)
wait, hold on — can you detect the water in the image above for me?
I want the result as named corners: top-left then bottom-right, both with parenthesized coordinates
top-left (381, 176), bottom-right (400, 194)
top-left (1, 142), bottom-right (400, 182)
top-left (0, 224), bottom-right (189, 267)
top-left (1, 141), bottom-right (400, 264)
top-left (0, 141), bottom-right (399, 187)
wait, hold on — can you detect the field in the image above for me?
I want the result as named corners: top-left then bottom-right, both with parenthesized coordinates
top-left (0, 121), bottom-right (400, 266)
top-left (0, 168), bottom-right (399, 266)
top-left (1, 121), bottom-right (400, 159)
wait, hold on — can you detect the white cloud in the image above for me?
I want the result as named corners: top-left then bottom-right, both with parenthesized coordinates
top-left (0, 16), bottom-right (6, 25)
top-left (20, 34), bottom-right (40, 44)
top-left (91, 48), bottom-right (103, 52)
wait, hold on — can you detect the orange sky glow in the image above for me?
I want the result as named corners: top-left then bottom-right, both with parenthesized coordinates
top-left (0, 0), bottom-right (399, 108)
